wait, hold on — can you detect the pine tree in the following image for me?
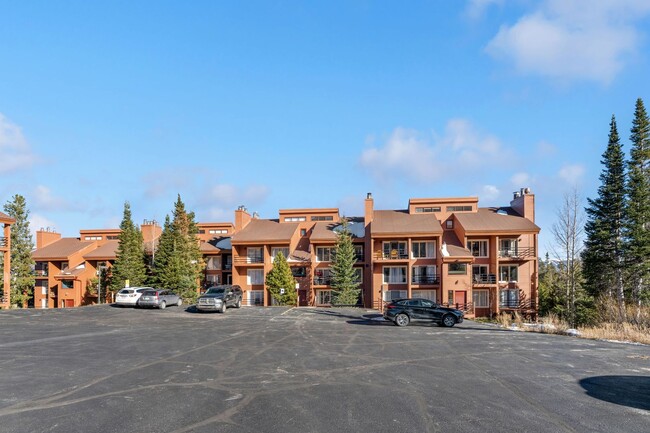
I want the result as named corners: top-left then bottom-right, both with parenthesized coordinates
top-left (152, 195), bottom-right (204, 302)
top-left (582, 116), bottom-right (626, 304)
top-left (109, 202), bottom-right (147, 293)
top-left (2, 195), bottom-right (35, 307)
top-left (330, 219), bottom-right (360, 305)
top-left (624, 98), bottom-right (650, 306)
top-left (266, 252), bottom-right (297, 306)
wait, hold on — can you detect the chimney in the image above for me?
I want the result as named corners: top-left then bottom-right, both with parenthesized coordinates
top-left (364, 193), bottom-right (374, 228)
top-left (36, 228), bottom-right (61, 249)
top-left (510, 187), bottom-right (535, 222)
top-left (141, 220), bottom-right (162, 244)
top-left (234, 206), bottom-right (252, 232)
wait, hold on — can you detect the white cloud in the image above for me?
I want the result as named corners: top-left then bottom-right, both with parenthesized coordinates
top-left (557, 164), bottom-right (585, 184)
top-left (207, 184), bottom-right (270, 208)
top-left (510, 172), bottom-right (530, 186)
top-left (359, 119), bottom-right (509, 184)
top-left (485, 0), bottom-right (650, 84)
top-left (32, 185), bottom-right (83, 212)
top-left (29, 213), bottom-right (57, 241)
top-left (481, 184), bottom-right (500, 201)
top-left (0, 113), bottom-right (38, 173)
top-left (465, 0), bottom-right (504, 20)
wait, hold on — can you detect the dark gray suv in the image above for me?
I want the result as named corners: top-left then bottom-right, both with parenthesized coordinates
top-left (197, 285), bottom-right (243, 313)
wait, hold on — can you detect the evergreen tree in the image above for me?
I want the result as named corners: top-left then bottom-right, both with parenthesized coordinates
top-left (582, 116), bottom-right (626, 303)
top-left (624, 98), bottom-right (650, 305)
top-left (2, 195), bottom-right (35, 307)
top-left (266, 252), bottom-right (297, 306)
top-left (330, 219), bottom-right (360, 305)
top-left (109, 202), bottom-right (147, 292)
top-left (152, 195), bottom-right (204, 302)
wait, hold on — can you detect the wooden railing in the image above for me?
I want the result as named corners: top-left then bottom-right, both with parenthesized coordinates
top-left (0, 237), bottom-right (7, 248)
top-left (498, 247), bottom-right (535, 259)
top-left (233, 256), bottom-right (264, 264)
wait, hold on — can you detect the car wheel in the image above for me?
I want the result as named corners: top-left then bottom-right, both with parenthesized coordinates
top-left (220, 303), bottom-right (226, 313)
top-left (235, 298), bottom-right (241, 308)
top-left (442, 314), bottom-right (456, 328)
top-left (159, 301), bottom-right (166, 310)
top-left (177, 299), bottom-right (183, 307)
top-left (395, 313), bottom-right (410, 327)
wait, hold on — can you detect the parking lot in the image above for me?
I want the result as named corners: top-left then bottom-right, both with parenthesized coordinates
top-left (0, 305), bottom-right (648, 433)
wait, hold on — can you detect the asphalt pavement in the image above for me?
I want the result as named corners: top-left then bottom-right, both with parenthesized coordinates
top-left (0, 305), bottom-right (648, 433)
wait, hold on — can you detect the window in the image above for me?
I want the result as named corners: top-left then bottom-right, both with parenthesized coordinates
top-left (354, 267), bottom-right (363, 283)
top-left (383, 290), bottom-right (406, 301)
top-left (383, 266), bottom-right (406, 284)
top-left (446, 206), bottom-right (472, 212)
top-left (247, 290), bottom-right (264, 306)
top-left (316, 247), bottom-right (334, 262)
top-left (412, 266), bottom-right (437, 284)
top-left (209, 229), bottom-right (228, 234)
top-left (107, 235), bottom-right (118, 240)
top-left (311, 216), bottom-right (334, 221)
top-left (285, 216), bottom-right (306, 222)
top-left (206, 274), bottom-right (221, 285)
top-left (448, 263), bottom-right (467, 274)
top-left (467, 240), bottom-right (488, 257)
top-left (271, 247), bottom-right (289, 261)
top-left (206, 257), bottom-right (221, 270)
top-left (61, 280), bottom-right (74, 289)
top-left (446, 220), bottom-right (453, 229)
top-left (499, 265), bottom-right (518, 282)
top-left (247, 247), bottom-right (263, 263)
top-left (500, 239), bottom-right (518, 257)
top-left (472, 265), bottom-right (495, 283)
top-left (473, 290), bottom-right (489, 308)
top-left (84, 236), bottom-right (102, 241)
top-left (314, 268), bottom-right (332, 285)
top-left (415, 207), bottom-right (441, 213)
top-left (291, 267), bottom-right (307, 277)
top-left (500, 289), bottom-right (520, 308)
top-left (354, 244), bottom-right (364, 260)
top-left (412, 241), bottom-right (435, 258)
top-left (198, 230), bottom-right (206, 234)
top-left (412, 290), bottom-right (437, 302)
top-left (382, 241), bottom-right (407, 259)
top-left (316, 290), bottom-right (332, 305)
top-left (300, 229), bottom-right (307, 236)
top-left (247, 269), bottom-right (264, 285)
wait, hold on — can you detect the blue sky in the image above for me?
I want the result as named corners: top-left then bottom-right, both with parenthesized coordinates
top-left (1, 0), bottom-right (650, 255)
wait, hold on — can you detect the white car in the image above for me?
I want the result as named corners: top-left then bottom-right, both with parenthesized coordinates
top-left (115, 287), bottom-right (153, 307)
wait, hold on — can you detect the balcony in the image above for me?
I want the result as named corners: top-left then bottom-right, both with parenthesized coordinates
top-left (313, 277), bottom-right (331, 286)
top-left (411, 275), bottom-right (440, 285)
top-left (498, 247), bottom-right (535, 260)
top-left (473, 274), bottom-right (496, 284)
top-left (500, 299), bottom-right (537, 311)
top-left (233, 256), bottom-right (264, 264)
top-left (374, 251), bottom-right (409, 261)
top-left (0, 237), bottom-right (7, 248)
top-left (33, 269), bottom-right (49, 277)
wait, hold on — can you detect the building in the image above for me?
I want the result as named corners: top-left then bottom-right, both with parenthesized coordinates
top-left (29, 189), bottom-right (540, 318)
top-left (0, 211), bottom-right (15, 308)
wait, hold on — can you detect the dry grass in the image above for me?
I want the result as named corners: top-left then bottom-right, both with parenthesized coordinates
top-left (579, 322), bottom-right (650, 345)
top-left (495, 312), bottom-right (512, 328)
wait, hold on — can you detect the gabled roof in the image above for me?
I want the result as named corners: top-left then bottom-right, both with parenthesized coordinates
top-left (310, 218), bottom-right (365, 242)
top-left (372, 210), bottom-right (443, 236)
top-left (441, 231), bottom-right (472, 258)
top-left (83, 241), bottom-right (119, 260)
top-left (0, 211), bottom-right (15, 224)
top-left (32, 238), bottom-right (94, 260)
top-left (231, 219), bottom-right (298, 243)
top-left (454, 207), bottom-right (540, 234)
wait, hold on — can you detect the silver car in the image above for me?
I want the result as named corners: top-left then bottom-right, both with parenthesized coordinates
top-left (137, 289), bottom-right (182, 309)
top-left (115, 287), bottom-right (153, 307)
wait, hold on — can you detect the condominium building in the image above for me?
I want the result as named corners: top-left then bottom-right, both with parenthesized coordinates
top-left (29, 189), bottom-right (539, 317)
top-left (0, 211), bottom-right (15, 308)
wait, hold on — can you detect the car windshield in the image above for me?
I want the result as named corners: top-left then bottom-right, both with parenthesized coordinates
top-left (119, 289), bottom-right (134, 294)
top-left (206, 288), bottom-right (225, 295)
top-left (141, 290), bottom-right (157, 296)
top-left (135, 288), bottom-right (150, 293)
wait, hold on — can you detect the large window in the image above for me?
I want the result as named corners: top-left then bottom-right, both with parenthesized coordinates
top-left (412, 241), bottom-right (436, 258)
top-left (500, 289), bottom-right (520, 308)
top-left (291, 267), bottom-right (307, 277)
top-left (247, 290), bottom-right (263, 306)
top-left (247, 269), bottom-right (264, 285)
top-left (354, 267), bottom-right (363, 284)
top-left (311, 216), bottom-right (333, 221)
top-left (448, 263), bottom-right (467, 275)
top-left (383, 241), bottom-right (407, 259)
top-left (412, 265), bottom-right (437, 284)
top-left (246, 247), bottom-right (263, 263)
top-left (271, 247), bottom-right (290, 262)
top-left (467, 240), bottom-right (488, 257)
top-left (206, 274), bottom-right (221, 285)
top-left (473, 290), bottom-right (489, 308)
top-left (499, 265), bottom-right (518, 282)
top-left (61, 280), bottom-right (74, 289)
top-left (314, 268), bottom-right (332, 285)
top-left (472, 265), bottom-right (495, 283)
top-left (206, 256), bottom-right (221, 270)
top-left (412, 290), bottom-right (437, 302)
top-left (415, 207), bottom-right (440, 213)
top-left (500, 239), bottom-right (518, 257)
top-left (354, 244), bottom-right (364, 261)
top-left (383, 266), bottom-right (406, 284)
top-left (383, 290), bottom-right (406, 301)
top-left (285, 216), bottom-right (306, 222)
top-left (316, 247), bottom-right (334, 262)
top-left (316, 290), bottom-right (332, 305)
top-left (447, 206), bottom-right (472, 212)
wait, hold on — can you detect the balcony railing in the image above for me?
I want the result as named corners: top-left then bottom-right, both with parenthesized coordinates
top-left (33, 269), bottom-right (49, 277)
top-left (473, 274), bottom-right (496, 284)
top-left (0, 237), bottom-right (7, 248)
top-left (447, 302), bottom-right (474, 313)
top-left (498, 247), bottom-right (535, 259)
top-left (233, 256), bottom-right (264, 264)
top-left (500, 299), bottom-right (537, 310)
top-left (411, 275), bottom-right (440, 285)
top-left (313, 277), bottom-right (331, 285)
top-left (375, 251), bottom-right (409, 260)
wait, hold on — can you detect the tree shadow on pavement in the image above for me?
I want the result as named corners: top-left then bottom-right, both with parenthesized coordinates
top-left (579, 376), bottom-right (650, 411)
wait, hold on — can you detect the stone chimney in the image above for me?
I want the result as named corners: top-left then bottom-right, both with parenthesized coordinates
top-left (36, 228), bottom-right (61, 249)
top-left (364, 193), bottom-right (374, 228)
top-left (510, 187), bottom-right (535, 222)
top-left (234, 205), bottom-right (252, 232)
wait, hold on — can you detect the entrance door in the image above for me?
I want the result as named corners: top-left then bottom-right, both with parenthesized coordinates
top-left (454, 291), bottom-right (467, 308)
top-left (64, 299), bottom-right (74, 308)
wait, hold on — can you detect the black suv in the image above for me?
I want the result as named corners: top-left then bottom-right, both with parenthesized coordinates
top-left (197, 285), bottom-right (243, 313)
top-left (384, 298), bottom-right (464, 327)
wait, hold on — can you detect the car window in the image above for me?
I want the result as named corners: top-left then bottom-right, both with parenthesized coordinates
top-left (207, 288), bottom-right (225, 295)
top-left (142, 290), bottom-right (156, 296)
top-left (421, 300), bottom-right (434, 308)
top-left (395, 300), bottom-right (408, 306)
top-left (405, 300), bottom-right (421, 307)
top-left (119, 289), bottom-right (134, 294)
top-left (135, 288), bottom-right (150, 293)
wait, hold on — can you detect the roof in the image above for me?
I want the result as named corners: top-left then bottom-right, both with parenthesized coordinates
top-left (289, 249), bottom-right (311, 262)
top-left (310, 218), bottom-right (366, 241)
top-left (200, 236), bottom-right (232, 254)
top-left (83, 241), bottom-right (119, 260)
top-left (200, 242), bottom-right (221, 254)
top-left (372, 210), bottom-right (443, 236)
top-left (454, 207), bottom-right (540, 233)
top-left (441, 231), bottom-right (472, 258)
top-left (0, 211), bottom-right (15, 223)
top-left (32, 238), bottom-right (94, 260)
top-left (231, 219), bottom-right (298, 243)
top-left (55, 265), bottom-right (87, 278)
